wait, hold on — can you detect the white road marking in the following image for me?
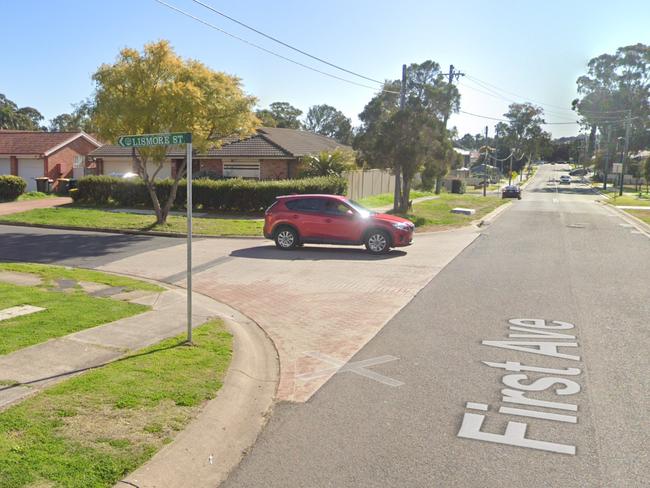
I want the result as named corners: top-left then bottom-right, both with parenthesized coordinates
top-left (0, 305), bottom-right (46, 322)
top-left (499, 406), bottom-right (577, 424)
top-left (466, 402), bottom-right (488, 411)
top-left (296, 352), bottom-right (404, 387)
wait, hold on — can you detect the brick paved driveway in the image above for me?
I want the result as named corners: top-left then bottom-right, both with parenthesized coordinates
top-left (98, 228), bottom-right (479, 402)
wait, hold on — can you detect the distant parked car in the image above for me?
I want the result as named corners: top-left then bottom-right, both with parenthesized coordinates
top-left (501, 185), bottom-right (522, 199)
top-left (263, 194), bottom-right (414, 254)
top-left (569, 168), bottom-right (588, 176)
top-left (559, 175), bottom-right (572, 184)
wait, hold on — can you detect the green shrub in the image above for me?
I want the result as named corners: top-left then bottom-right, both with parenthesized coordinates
top-left (72, 175), bottom-right (347, 212)
top-left (0, 175), bottom-right (27, 201)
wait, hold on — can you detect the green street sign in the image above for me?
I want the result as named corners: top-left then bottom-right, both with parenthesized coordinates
top-left (117, 132), bottom-right (192, 147)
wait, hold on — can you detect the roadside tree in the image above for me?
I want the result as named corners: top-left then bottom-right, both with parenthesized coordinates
top-left (0, 94), bottom-right (45, 131)
top-left (304, 104), bottom-right (352, 144)
top-left (90, 40), bottom-right (258, 224)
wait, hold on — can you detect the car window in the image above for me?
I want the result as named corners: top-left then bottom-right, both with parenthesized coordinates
top-left (285, 198), bottom-right (325, 212)
top-left (322, 199), bottom-right (353, 215)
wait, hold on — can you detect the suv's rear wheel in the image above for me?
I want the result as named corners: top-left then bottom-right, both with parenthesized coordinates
top-left (365, 230), bottom-right (390, 254)
top-left (274, 226), bottom-right (298, 250)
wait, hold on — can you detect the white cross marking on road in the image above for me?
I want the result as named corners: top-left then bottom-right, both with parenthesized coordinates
top-left (0, 305), bottom-right (46, 322)
top-left (296, 351), bottom-right (404, 387)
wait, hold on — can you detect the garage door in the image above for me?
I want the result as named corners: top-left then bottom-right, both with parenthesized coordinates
top-left (0, 158), bottom-right (10, 176)
top-left (18, 159), bottom-right (44, 192)
top-left (223, 161), bottom-right (260, 179)
top-left (103, 159), bottom-right (133, 177)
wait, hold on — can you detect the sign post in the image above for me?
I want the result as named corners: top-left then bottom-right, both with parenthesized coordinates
top-left (118, 132), bottom-right (194, 343)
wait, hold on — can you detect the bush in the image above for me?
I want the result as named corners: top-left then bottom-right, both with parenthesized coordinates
top-left (72, 175), bottom-right (347, 212)
top-left (0, 175), bottom-right (27, 201)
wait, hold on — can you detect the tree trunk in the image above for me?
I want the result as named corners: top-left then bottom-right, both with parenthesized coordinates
top-left (434, 176), bottom-right (442, 195)
top-left (144, 180), bottom-right (164, 225)
top-left (393, 166), bottom-right (402, 213)
top-left (400, 177), bottom-right (411, 213)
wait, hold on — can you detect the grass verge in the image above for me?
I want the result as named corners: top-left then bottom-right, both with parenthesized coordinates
top-left (0, 207), bottom-right (263, 237)
top-left (0, 282), bottom-right (148, 355)
top-left (0, 320), bottom-right (232, 488)
top-left (16, 192), bottom-right (59, 201)
top-left (626, 209), bottom-right (650, 225)
top-left (0, 262), bottom-right (163, 292)
top-left (357, 190), bottom-right (435, 209)
top-left (395, 193), bottom-right (508, 231)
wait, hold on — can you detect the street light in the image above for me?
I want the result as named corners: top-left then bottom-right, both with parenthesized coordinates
top-left (617, 136), bottom-right (625, 196)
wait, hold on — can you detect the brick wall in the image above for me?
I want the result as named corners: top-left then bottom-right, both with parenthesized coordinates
top-left (260, 159), bottom-right (294, 179)
top-left (47, 137), bottom-right (99, 182)
top-left (198, 159), bottom-right (223, 177)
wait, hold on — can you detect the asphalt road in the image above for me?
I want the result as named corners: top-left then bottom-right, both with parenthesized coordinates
top-left (223, 164), bottom-right (650, 488)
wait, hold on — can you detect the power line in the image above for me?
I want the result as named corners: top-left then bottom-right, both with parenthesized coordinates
top-left (190, 0), bottom-right (384, 85)
top-left (154, 0), bottom-right (399, 93)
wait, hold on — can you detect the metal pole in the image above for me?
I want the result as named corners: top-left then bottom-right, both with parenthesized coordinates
top-left (619, 112), bottom-right (631, 197)
top-left (508, 152), bottom-right (513, 185)
top-left (483, 126), bottom-right (488, 197)
top-left (393, 64), bottom-right (407, 212)
top-left (603, 126), bottom-right (611, 190)
top-left (186, 140), bottom-right (193, 344)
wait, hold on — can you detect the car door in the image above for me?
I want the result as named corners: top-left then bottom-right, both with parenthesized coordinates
top-left (320, 199), bottom-right (363, 243)
top-left (285, 198), bottom-right (327, 240)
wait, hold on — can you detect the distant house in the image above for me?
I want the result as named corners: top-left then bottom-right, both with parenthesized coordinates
top-left (0, 131), bottom-right (101, 191)
top-left (88, 127), bottom-right (350, 180)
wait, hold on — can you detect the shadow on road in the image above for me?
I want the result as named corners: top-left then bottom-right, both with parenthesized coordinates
top-left (230, 244), bottom-right (407, 261)
top-left (0, 230), bottom-right (170, 265)
top-left (529, 186), bottom-right (598, 196)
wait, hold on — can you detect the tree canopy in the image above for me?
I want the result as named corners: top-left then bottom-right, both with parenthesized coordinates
top-left (0, 94), bottom-right (45, 131)
top-left (304, 104), bottom-right (352, 144)
top-left (90, 40), bottom-right (258, 223)
top-left (256, 102), bottom-right (303, 129)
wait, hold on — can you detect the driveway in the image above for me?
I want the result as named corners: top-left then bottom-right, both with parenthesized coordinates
top-left (94, 230), bottom-right (482, 401)
top-left (0, 196), bottom-right (72, 216)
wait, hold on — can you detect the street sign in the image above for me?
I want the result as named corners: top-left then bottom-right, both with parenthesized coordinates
top-left (117, 132), bottom-right (192, 148)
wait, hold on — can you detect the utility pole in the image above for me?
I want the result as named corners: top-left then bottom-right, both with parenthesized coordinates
top-left (393, 64), bottom-right (407, 212)
top-left (508, 152), bottom-right (513, 185)
top-left (619, 111), bottom-right (631, 197)
top-left (483, 126), bottom-right (488, 197)
top-left (443, 65), bottom-right (464, 128)
top-left (603, 125), bottom-right (611, 190)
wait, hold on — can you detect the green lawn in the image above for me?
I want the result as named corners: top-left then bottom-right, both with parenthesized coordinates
top-left (0, 262), bottom-right (163, 292)
top-left (357, 190), bottom-right (435, 209)
top-left (606, 194), bottom-right (650, 207)
top-left (0, 207), bottom-right (264, 237)
top-left (0, 320), bottom-right (232, 488)
top-left (396, 193), bottom-right (508, 231)
top-left (0, 282), bottom-right (151, 356)
top-left (626, 209), bottom-right (650, 224)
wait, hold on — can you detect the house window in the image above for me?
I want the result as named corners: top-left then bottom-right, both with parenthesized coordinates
top-left (223, 161), bottom-right (260, 179)
top-left (73, 155), bottom-right (84, 168)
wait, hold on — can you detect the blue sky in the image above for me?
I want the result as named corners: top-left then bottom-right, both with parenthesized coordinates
top-left (2, 0), bottom-right (648, 138)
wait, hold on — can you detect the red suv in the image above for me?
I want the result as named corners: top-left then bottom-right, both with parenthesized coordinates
top-left (263, 194), bottom-right (415, 254)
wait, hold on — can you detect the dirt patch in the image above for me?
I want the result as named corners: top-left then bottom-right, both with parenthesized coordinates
top-left (0, 271), bottom-right (43, 287)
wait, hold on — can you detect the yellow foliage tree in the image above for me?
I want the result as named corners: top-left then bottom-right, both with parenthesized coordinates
top-left (91, 40), bottom-right (259, 224)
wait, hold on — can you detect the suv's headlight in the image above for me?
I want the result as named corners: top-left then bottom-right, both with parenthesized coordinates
top-left (393, 222), bottom-right (411, 231)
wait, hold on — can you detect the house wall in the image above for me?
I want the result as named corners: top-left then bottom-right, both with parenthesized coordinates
top-left (260, 159), bottom-right (294, 179)
top-left (198, 159), bottom-right (223, 176)
top-left (47, 138), bottom-right (98, 183)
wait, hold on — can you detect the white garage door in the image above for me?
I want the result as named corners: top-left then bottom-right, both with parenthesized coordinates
top-left (0, 158), bottom-right (10, 176)
top-left (103, 159), bottom-right (133, 177)
top-left (18, 159), bottom-right (44, 192)
top-left (223, 161), bottom-right (260, 179)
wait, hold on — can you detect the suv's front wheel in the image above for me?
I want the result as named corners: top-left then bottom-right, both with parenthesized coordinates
top-left (274, 226), bottom-right (298, 250)
top-left (365, 230), bottom-right (390, 254)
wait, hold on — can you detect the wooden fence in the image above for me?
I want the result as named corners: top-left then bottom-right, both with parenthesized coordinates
top-left (345, 169), bottom-right (395, 200)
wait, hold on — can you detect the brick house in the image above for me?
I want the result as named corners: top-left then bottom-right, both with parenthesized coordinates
top-left (88, 127), bottom-right (350, 180)
top-left (0, 131), bottom-right (101, 191)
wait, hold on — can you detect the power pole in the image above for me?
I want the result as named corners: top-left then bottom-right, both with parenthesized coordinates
top-left (619, 111), bottom-right (631, 197)
top-left (508, 152), bottom-right (513, 185)
top-left (483, 126), bottom-right (488, 197)
top-left (443, 65), bottom-right (464, 128)
top-left (603, 125), bottom-right (611, 190)
top-left (393, 64), bottom-right (407, 212)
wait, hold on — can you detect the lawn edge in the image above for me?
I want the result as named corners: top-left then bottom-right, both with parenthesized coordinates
top-left (0, 221), bottom-right (265, 239)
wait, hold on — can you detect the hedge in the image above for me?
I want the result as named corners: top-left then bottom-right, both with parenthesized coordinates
top-left (0, 175), bottom-right (27, 201)
top-left (72, 175), bottom-right (347, 212)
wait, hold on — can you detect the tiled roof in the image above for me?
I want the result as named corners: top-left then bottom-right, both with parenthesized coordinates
top-left (0, 131), bottom-right (99, 155)
top-left (89, 128), bottom-right (350, 159)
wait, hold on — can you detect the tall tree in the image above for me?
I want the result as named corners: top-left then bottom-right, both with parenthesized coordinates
top-left (91, 40), bottom-right (258, 224)
top-left (270, 102), bottom-right (303, 129)
top-left (501, 103), bottom-right (549, 172)
top-left (573, 43), bottom-right (650, 153)
top-left (0, 94), bottom-right (45, 130)
top-left (304, 104), bottom-right (352, 144)
top-left (354, 61), bottom-right (457, 210)
top-left (50, 100), bottom-right (95, 132)
top-left (254, 109), bottom-right (277, 127)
